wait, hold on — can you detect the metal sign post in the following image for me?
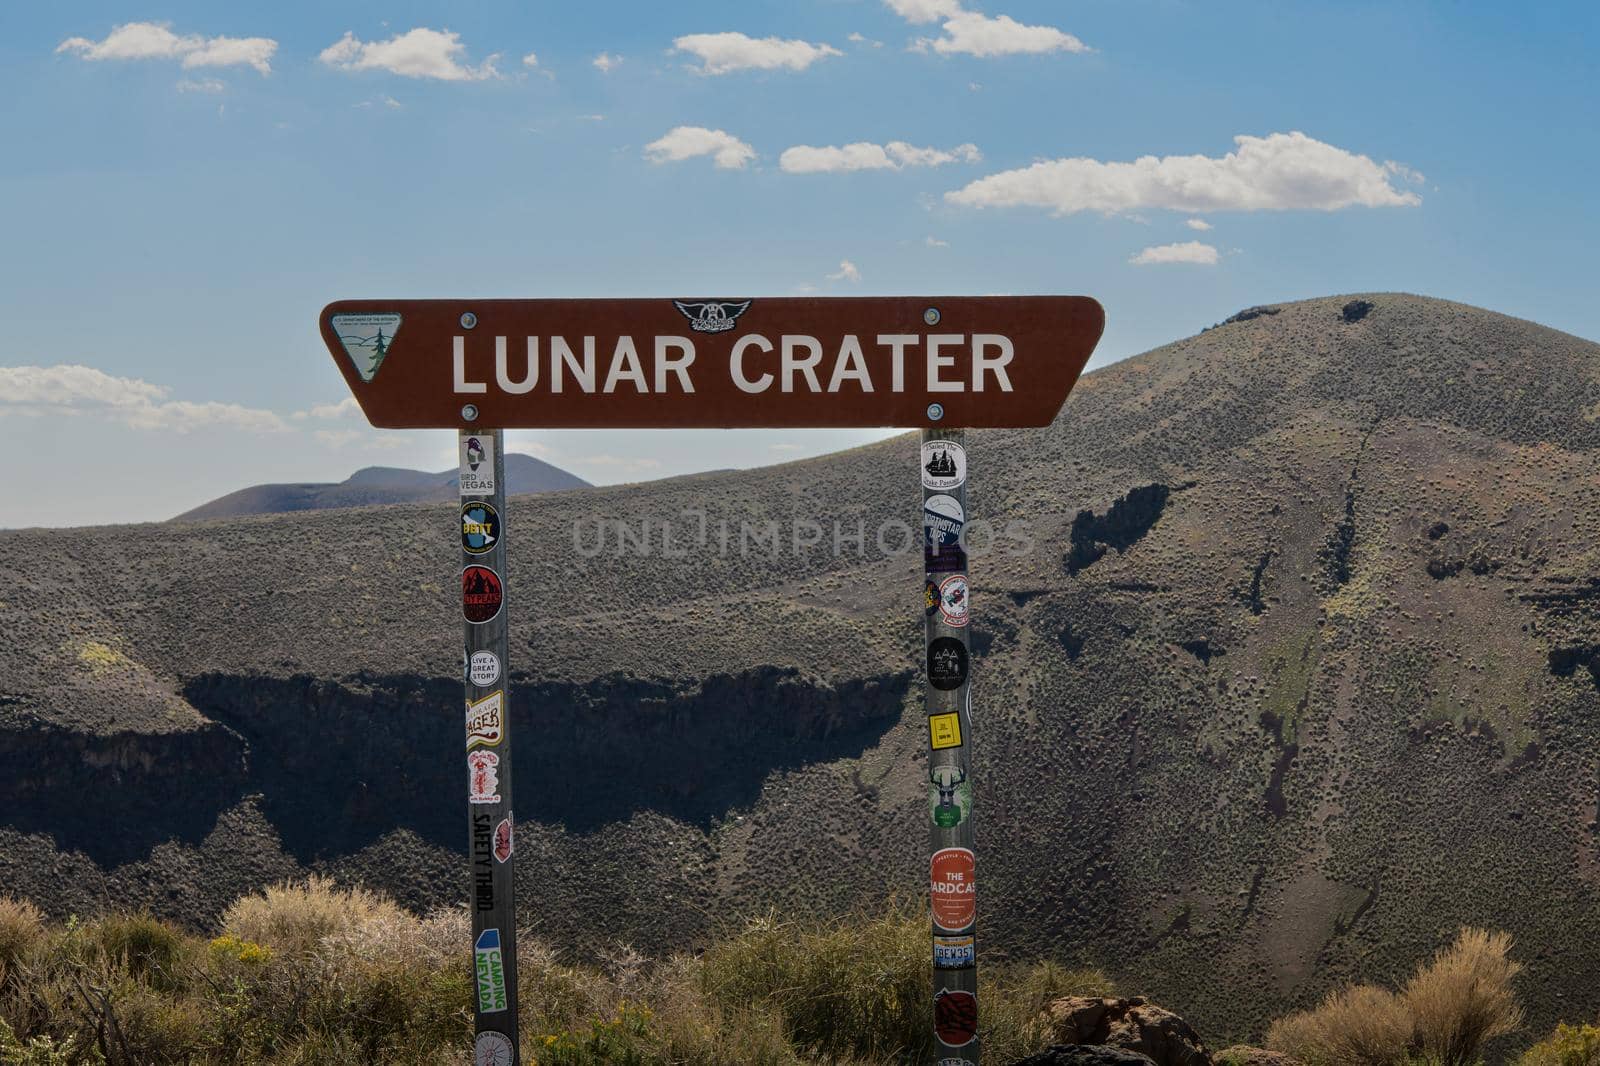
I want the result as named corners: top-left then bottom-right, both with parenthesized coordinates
top-left (460, 430), bottom-right (519, 1065)
top-left (318, 296), bottom-right (1104, 1066)
top-left (924, 428), bottom-right (977, 1060)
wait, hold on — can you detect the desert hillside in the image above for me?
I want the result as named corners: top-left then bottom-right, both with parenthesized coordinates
top-left (3, 293), bottom-right (1600, 1044)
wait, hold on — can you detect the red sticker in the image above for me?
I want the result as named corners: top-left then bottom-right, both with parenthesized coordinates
top-left (931, 847), bottom-right (975, 932)
top-left (934, 988), bottom-right (978, 1047)
top-left (463, 565), bottom-right (503, 624)
top-left (494, 815), bottom-right (513, 863)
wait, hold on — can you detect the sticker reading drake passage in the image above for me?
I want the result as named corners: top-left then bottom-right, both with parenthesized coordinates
top-left (922, 440), bottom-right (966, 491)
top-left (928, 712), bottom-right (963, 750)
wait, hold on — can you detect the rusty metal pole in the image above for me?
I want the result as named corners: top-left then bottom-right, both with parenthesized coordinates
top-left (460, 428), bottom-right (520, 1066)
top-left (923, 427), bottom-right (978, 1062)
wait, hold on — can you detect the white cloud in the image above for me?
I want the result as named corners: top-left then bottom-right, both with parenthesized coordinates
top-left (672, 32), bottom-right (841, 75)
top-left (1385, 160), bottom-right (1426, 185)
top-left (847, 32), bottom-right (884, 48)
top-left (319, 28), bottom-right (499, 81)
top-left (644, 126), bottom-right (756, 169)
top-left (1129, 241), bottom-right (1219, 266)
top-left (57, 22), bottom-right (277, 74)
top-left (947, 132), bottom-right (1424, 215)
top-left (827, 259), bottom-right (863, 283)
top-left (780, 140), bottom-right (980, 173)
top-left (885, 0), bottom-right (965, 23)
top-left (1185, 218), bottom-right (1213, 231)
top-left (176, 77), bottom-right (225, 94)
top-left (593, 52), bottom-right (622, 73)
top-left (0, 365), bottom-right (287, 432)
top-left (917, 11), bottom-right (1089, 56)
top-left (522, 51), bottom-right (539, 68)
top-left (925, 235), bottom-right (950, 247)
top-left (292, 397), bottom-right (362, 421)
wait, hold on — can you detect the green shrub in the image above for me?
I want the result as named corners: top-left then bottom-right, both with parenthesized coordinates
top-left (1519, 1023), bottom-right (1600, 1066)
top-left (93, 912), bottom-right (187, 991)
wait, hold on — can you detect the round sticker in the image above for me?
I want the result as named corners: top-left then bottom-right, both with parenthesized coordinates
top-left (934, 988), bottom-right (978, 1047)
top-left (927, 637), bottom-right (968, 691)
top-left (931, 846), bottom-right (976, 932)
top-left (922, 440), bottom-right (967, 491)
top-left (474, 1031), bottom-right (515, 1066)
top-left (468, 650), bottom-right (501, 687)
top-left (924, 494), bottom-right (965, 550)
top-left (925, 579), bottom-right (940, 617)
top-left (462, 565), bottom-right (504, 624)
top-left (461, 501), bottom-right (501, 555)
top-left (938, 574), bottom-right (969, 628)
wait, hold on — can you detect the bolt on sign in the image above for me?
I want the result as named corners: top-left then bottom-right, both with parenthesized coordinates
top-left (320, 295), bottom-right (1103, 1066)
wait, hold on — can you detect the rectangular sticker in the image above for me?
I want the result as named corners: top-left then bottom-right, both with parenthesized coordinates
top-left (934, 933), bottom-right (976, 969)
top-left (465, 690), bottom-right (504, 749)
top-left (460, 434), bottom-right (496, 496)
top-left (929, 712), bottom-right (963, 750)
top-left (475, 929), bottom-right (508, 1013)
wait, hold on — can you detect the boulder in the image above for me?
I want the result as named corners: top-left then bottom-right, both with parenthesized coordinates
top-left (1012, 1045), bottom-right (1161, 1066)
top-left (1044, 996), bottom-right (1211, 1066)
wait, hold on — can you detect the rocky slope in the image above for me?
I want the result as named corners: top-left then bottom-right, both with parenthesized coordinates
top-left (3, 293), bottom-right (1600, 1044)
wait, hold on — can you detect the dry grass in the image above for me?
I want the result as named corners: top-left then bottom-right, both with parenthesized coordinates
top-left (1266, 928), bottom-right (1524, 1066)
top-left (0, 884), bottom-right (1115, 1064)
top-left (1267, 985), bottom-right (1413, 1066)
top-left (1402, 928), bottom-right (1523, 1066)
top-left (0, 898), bottom-right (45, 981)
top-left (219, 875), bottom-right (409, 959)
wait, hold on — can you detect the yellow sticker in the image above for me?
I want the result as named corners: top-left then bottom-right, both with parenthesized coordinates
top-left (928, 712), bottom-right (963, 750)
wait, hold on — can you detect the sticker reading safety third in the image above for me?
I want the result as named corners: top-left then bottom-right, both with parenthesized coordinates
top-left (460, 435), bottom-right (495, 496)
top-left (929, 712), bottom-right (963, 750)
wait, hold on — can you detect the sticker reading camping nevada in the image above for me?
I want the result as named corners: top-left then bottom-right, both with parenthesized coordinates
top-left (461, 501), bottom-right (501, 555)
top-left (474, 928), bottom-right (509, 1013)
top-left (465, 690), bottom-right (504, 749)
top-left (931, 846), bottom-right (976, 932)
top-left (462, 565), bottom-right (504, 624)
top-left (329, 313), bottom-right (401, 382)
top-left (928, 712), bottom-right (963, 750)
top-left (460, 435), bottom-right (495, 496)
top-left (922, 440), bottom-right (966, 490)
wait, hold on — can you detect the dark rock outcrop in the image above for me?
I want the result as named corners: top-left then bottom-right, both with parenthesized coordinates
top-left (1044, 996), bottom-right (1211, 1066)
top-left (1013, 1046), bottom-right (1161, 1066)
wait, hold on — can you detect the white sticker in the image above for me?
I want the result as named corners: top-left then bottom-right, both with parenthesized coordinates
top-left (922, 440), bottom-right (966, 491)
top-left (468, 651), bottom-right (501, 688)
top-left (939, 573), bottom-right (969, 628)
top-left (330, 313), bottom-right (401, 382)
top-left (466, 691), bottom-right (504, 749)
top-left (468, 750), bottom-right (501, 804)
top-left (474, 1031), bottom-right (514, 1066)
top-left (460, 434), bottom-right (496, 496)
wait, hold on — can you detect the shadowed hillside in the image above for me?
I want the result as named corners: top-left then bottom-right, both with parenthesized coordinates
top-left (4, 293), bottom-right (1600, 1045)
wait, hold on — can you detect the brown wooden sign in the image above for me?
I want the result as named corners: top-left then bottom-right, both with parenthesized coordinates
top-left (319, 296), bottom-right (1103, 428)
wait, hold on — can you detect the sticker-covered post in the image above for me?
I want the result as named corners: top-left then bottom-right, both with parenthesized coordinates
top-left (924, 427), bottom-right (977, 1061)
top-left (461, 429), bottom-right (520, 1065)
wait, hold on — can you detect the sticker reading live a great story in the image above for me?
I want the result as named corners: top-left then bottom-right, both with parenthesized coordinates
top-left (468, 650), bottom-right (501, 688)
top-left (460, 435), bottom-right (495, 496)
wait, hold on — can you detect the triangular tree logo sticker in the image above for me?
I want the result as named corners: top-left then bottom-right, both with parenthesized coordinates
top-left (330, 313), bottom-right (402, 382)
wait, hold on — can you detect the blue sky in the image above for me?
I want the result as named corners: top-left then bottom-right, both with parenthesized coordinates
top-left (2, 1), bottom-right (1596, 527)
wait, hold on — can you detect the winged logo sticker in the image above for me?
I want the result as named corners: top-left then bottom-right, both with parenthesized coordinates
top-left (673, 299), bottom-right (752, 334)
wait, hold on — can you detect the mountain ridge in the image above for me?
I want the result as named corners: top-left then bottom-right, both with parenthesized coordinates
top-left (4, 292), bottom-right (1600, 1047)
